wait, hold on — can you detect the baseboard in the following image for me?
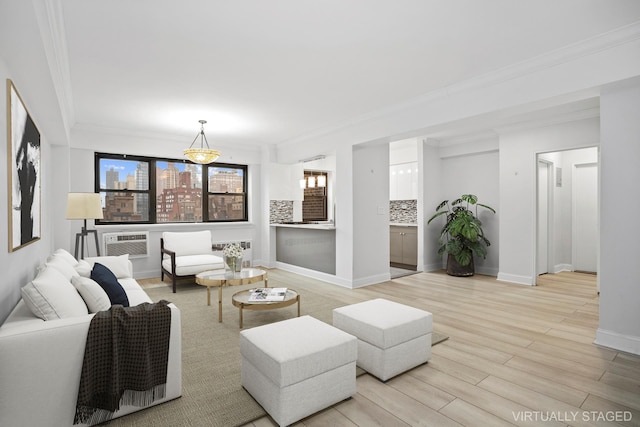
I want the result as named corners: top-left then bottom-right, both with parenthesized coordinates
top-left (351, 272), bottom-right (392, 288)
top-left (390, 262), bottom-right (417, 271)
top-left (134, 269), bottom-right (161, 280)
top-left (595, 328), bottom-right (640, 356)
top-left (474, 266), bottom-right (499, 276)
top-left (422, 262), bottom-right (444, 272)
top-left (553, 263), bottom-right (573, 273)
top-left (274, 262), bottom-right (353, 288)
top-left (497, 272), bottom-right (535, 286)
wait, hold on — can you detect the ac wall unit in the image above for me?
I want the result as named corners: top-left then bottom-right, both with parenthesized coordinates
top-left (102, 232), bottom-right (150, 258)
top-left (212, 240), bottom-right (253, 268)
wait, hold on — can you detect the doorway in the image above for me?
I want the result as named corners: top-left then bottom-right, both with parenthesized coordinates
top-left (573, 163), bottom-right (598, 273)
top-left (537, 160), bottom-right (552, 275)
top-left (536, 147), bottom-right (599, 284)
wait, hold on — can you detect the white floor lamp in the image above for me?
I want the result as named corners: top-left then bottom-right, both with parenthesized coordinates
top-left (66, 192), bottom-right (104, 259)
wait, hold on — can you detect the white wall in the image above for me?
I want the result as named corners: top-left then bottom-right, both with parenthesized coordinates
top-left (498, 117), bottom-right (600, 285)
top-left (334, 144), bottom-right (354, 284)
top-left (63, 141), bottom-right (263, 278)
top-left (438, 150), bottom-right (500, 276)
top-left (420, 141), bottom-right (443, 271)
top-left (390, 138), bottom-right (418, 164)
top-left (0, 57), bottom-right (55, 323)
top-left (0, 1), bottom-right (67, 323)
top-left (352, 143), bottom-right (391, 286)
top-left (596, 76), bottom-right (640, 355)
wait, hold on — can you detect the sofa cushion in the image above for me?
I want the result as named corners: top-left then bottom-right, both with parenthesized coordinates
top-left (21, 266), bottom-right (89, 320)
top-left (45, 255), bottom-right (80, 281)
top-left (84, 255), bottom-right (131, 279)
top-left (72, 276), bottom-right (111, 313)
top-left (126, 289), bottom-right (154, 306)
top-left (162, 230), bottom-right (212, 257)
top-left (162, 254), bottom-right (224, 276)
top-left (52, 248), bottom-right (78, 266)
top-left (91, 263), bottom-right (130, 307)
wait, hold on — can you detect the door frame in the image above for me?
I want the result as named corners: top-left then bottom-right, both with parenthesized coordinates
top-left (536, 158), bottom-right (554, 282)
top-left (572, 161), bottom-right (599, 274)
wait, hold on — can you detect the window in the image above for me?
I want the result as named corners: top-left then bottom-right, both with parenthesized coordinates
top-left (95, 153), bottom-right (248, 224)
top-left (207, 166), bottom-right (247, 221)
top-left (156, 161), bottom-right (203, 223)
top-left (302, 170), bottom-right (328, 221)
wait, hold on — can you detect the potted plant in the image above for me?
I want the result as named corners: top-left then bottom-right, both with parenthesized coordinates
top-left (427, 194), bottom-right (495, 276)
top-left (223, 242), bottom-right (244, 273)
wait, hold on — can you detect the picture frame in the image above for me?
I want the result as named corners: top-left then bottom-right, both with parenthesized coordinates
top-left (7, 79), bottom-right (41, 252)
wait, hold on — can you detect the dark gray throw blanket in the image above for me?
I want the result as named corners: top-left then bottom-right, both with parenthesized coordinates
top-left (74, 300), bottom-right (172, 425)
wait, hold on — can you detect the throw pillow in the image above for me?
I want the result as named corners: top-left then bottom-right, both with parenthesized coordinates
top-left (84, 255), bottom-right (130, 279)
top-left (21, 266), bottom-right (89, 320)
top-left (90, 263), bottom-right (129, 307)
top-left (74, 260), bottom-right (92, 278)
top-left (72, 276), bottom-right (111, 313)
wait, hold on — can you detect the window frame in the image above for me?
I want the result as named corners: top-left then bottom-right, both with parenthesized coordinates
top-left (95, 152), bottom-right (248, 225)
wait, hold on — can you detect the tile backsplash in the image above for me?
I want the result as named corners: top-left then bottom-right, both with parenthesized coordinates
top-left (390, 199), bottom-right (417, 224)
top-left (270, 200), bottom-right (294, 223)
top-left (272, 199), bottom-right (416, 224)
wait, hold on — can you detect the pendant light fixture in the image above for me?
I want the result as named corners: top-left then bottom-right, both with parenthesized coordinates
top-left (184, 120), bottom-right (221, 164)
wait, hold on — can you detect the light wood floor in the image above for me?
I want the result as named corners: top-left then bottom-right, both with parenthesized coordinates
top-left (241, 270), bottom-right (640, 427)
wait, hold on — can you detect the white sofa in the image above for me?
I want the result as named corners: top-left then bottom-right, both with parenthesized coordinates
top-left (161, 230), bottom-right (225, 293)
top-left (0, 249), bottom-right (182, 427)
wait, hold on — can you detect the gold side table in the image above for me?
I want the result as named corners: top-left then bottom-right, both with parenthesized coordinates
top-left (231, 289), bottom-right (300, 328)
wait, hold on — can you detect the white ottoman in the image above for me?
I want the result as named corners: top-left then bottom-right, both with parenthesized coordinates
top-left (239, 315), bottom-right (357, 427)
top-left (333, 298), bottom-right (432, 381)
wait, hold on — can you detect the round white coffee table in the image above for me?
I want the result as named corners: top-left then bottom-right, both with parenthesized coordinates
top-left (195, 268), bottom-right (268, 323)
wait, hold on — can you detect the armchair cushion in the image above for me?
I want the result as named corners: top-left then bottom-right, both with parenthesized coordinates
top-left (162, 254), bottom-right (225, 276)
top-left (162, 230), bottom-right (213, 257)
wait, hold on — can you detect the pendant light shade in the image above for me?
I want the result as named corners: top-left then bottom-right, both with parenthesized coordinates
top-left (184, 120), bottom-right (221, 164)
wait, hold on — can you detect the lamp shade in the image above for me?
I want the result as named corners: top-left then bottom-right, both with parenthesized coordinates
top-left (66, 193), bottom-right (104, 220)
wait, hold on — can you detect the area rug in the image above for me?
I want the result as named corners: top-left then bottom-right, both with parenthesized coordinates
top-left (106, 273), bottom-right (448, 426)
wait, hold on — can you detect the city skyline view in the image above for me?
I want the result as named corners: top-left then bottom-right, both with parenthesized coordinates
top-left (98, 157), bottom-right (246, 223)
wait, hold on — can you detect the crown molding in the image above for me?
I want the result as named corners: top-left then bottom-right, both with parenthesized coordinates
top-left (447, 21), bottom-right (640, 98)
top-left (33, 0), bottom-right (75, 140)
top-left (280, 20), bottom-right (640, 148)
top-left (493, 106), bottom-right (600, 135)
top-left (437, 129), bottom-right (500, 148)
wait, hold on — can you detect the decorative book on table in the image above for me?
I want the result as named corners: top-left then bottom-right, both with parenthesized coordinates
top-left (248, 288), bottom-right (287, 302)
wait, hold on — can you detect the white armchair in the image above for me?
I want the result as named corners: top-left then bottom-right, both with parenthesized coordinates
top-left (160, 230), bottom-right (225, 292)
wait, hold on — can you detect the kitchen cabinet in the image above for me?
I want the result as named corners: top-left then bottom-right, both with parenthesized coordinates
top-left (390, 225), bottom-right (417, 267)
top-left (390, 162), bottom-right (418, 200)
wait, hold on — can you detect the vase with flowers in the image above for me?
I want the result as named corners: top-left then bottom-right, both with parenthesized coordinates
top-left (223, 242), bottom-right (244, 273)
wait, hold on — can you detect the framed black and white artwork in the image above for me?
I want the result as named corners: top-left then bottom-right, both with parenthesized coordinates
top-left (7, 79), bottom-right (41, 252)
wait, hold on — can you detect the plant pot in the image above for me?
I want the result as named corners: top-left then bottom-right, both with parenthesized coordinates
top-left (446, 254), bottom-right (474, 277)
top-left (225, 255), bottom-right (243, 273)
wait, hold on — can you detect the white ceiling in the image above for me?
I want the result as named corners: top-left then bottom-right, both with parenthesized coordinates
top-left (58, 0), bottom-right (640, 149)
